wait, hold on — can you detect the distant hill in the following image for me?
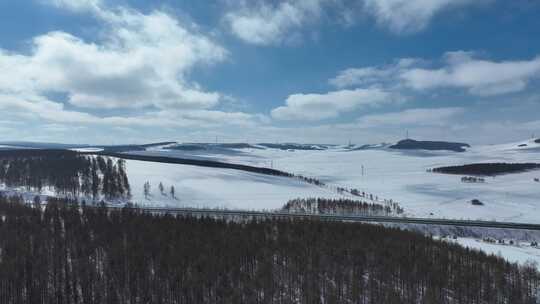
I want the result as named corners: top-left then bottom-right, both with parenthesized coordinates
top-left (168, 144), bottom-right (208, 151)
top-left (258, 143), bottom-right (328, 150)
top-left (216, 143), bottom-right (263, 149)
top-left (535, 138), bottom-right (540, 144)
top-left (169, 143), bottom-right (263, 151)
top-left (101, 141), bottom-right (176, 152)
top-left (0, 141), bottom-right (177, 152)
top-left (390, 139), bottom-right (471, 152)
top-left (0, 141), bottom-right (90, 149)
top-left (347, 143), bottom-right (391, 151)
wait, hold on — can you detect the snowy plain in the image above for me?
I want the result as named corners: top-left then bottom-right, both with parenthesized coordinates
top-left (120, 140), bottom-right (540, 267)
top-left (121, 139), bottom-right (540, 268)
top-left (125, 159), bottom-right (345, 210)
top-left (2, 138), bottom-right (539, 268)
top-left (127, 138), bottom-right (540, 223)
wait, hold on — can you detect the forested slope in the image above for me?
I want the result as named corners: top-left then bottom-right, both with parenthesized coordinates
top-left (0, 150), bottom-right (130, 200)
top-left (432, 162), bottom-right (540, 176)
top-left (0, 196), bottom-right (537, 303)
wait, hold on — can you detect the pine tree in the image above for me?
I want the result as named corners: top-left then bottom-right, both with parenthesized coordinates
top-left (33, 195), bottom-right (41, 210)
top-left (144, 181), bottom-right (151, 199)
top-left (117, 159), bottom-right (130, 199)
top-left (158, 182), bottom-right (164, 195)
top-left (170, 185), bottom-right (175, 199)
top-left (91, 159), bottom-right (101, 201)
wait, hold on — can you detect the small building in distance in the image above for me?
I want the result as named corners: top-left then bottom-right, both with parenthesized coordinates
top-left (471, 199), bottom-right (484, 206)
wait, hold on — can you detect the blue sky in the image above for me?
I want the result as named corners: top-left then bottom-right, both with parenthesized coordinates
top-left (0, 0), bottom-right (539, 144)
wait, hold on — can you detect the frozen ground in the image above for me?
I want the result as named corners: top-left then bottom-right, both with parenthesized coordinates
top-left (451, 237), bottom-right (540, 267)
top-left (124, 159), bottom-right (346, 210)
top-left (129, 138), bottom-right (540, 223)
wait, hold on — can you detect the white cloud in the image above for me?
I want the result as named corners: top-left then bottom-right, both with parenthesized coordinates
top-left (47, 0), bottom-right (102, 12)
top-left (331, 52), bottom-right (540, 96)
top-left (0, 1), bottom-right (267, 137)
top-left (356, 107), bottom-right (464, 127)
top-left (0, 5), bottom-right (227, 110)
top-left (0, 93), bottom-right (99, 124)
top-left (271, 88), bottom-right (395, 121)
top-left (224, 0), bottom-right (489, 45)
top-left (0, 92), bottom-right (260, 129)
top-left (401, 52), bottom-right (540, 96)
top-left (362, 0), bottom-right (481, 34)
top-left (330, 58), bottom-right (419, 88)
top-left (225, 0), bottom-right (324, 45)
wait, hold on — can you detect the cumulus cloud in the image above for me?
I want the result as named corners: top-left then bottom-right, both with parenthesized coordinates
top-left (362, 0), bottom-right (481, 34)
top-left (0, 93), bottom-right (100, 124)
top-left (0, 6), bottom-right (227, 110)
top-left (401, 52), bottom-right (540, 96)
top-left (331, 52), bottom-right (540, 96)
top-left (0, 92), bottom-right (260, 129)
top-left (271, 88), bottom-right (395, 121)
top-left (47, 0), bottom-right (102, 12)
top-left (356, 107), bottom-right (464, 127)
top-left (224, 0), bottom-right (324, 45)
top-left (224, 0), bottom-right (488, 45)
top-left (0, 0), bottom-right (268, 134)
top-left (329, 58), bottom-right (419, 88)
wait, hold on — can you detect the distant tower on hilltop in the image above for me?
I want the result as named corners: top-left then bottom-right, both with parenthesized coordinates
top-left (406, 130), bottom-right (409, 139)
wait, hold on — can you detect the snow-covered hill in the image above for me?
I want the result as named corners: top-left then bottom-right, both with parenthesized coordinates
top-left (481, 138), bottom-right (540, 152)
top-left (1, 139), bottom-right (539, 268)
top-left (126, 138), bottom-right (540, 223)
top-left (124, 159), bottom-right (347, 210)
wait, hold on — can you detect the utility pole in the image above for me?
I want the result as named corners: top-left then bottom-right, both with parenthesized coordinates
top-left (361, 165), bottom-right (364, 177)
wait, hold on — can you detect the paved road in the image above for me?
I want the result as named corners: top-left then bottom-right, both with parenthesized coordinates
top-left (110, 206), bottom-right (540, 231)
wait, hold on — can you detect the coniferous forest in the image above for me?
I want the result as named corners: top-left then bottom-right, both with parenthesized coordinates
top-left (0, 195), bottom-right (538, 304)
top-left (431, 162), bottom-right (540, 176)
top-left (0, 150), bottom-right (130, 200)
top-left (283, 197), bottom-right (404, 215)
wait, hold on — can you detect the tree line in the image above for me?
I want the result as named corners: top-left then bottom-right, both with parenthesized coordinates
top-left (143, 181), bottom-right (176, 200)
top-left (0, 195), bottom-right (537, 303)
top-left (431, 163), bottom-right (540, 176)
top-left (0, 150), bottom-right (130, 200)
top-left (283, 197), bottom-right (404, 216)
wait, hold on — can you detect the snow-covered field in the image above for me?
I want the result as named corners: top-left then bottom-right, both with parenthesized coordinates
top-left (128, 138), bottom-right (540, 223)
top-left (122, 139), bottom-right (540, 268)
top-left (452, 237), bottom-right (540, 267)
top-left (2, 138), bottom-right (539, 268)
top-left (125, 159), bottom-right (345, 210)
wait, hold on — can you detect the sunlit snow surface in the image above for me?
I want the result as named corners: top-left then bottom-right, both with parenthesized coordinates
top-left (124, 139), bottom-right (540, 268)
top-left (125, 159), bottom-right (344, 210)
top-left (2, 139), bottom-right (540, 268)
top-left (452, 238), bottom-right (540, 267)
top-left (127, 138), bottom-right (540, 222)
top-left (69, 147), bottom-right (104, 152)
